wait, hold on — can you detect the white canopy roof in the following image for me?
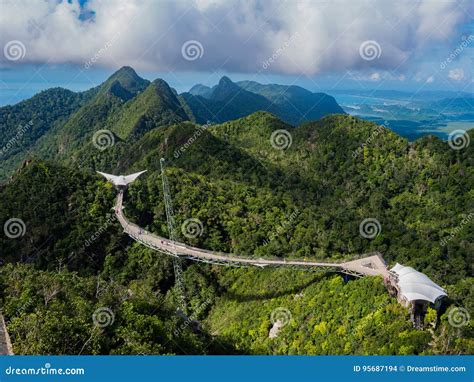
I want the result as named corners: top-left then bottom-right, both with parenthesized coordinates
top-left (390, 263), bottom-right (447, 303)
top-left (97, 170), bottom-right (147, 187)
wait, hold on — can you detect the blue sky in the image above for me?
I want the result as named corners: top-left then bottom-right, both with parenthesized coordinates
top-left (0, 0), bottom-right (472, 106)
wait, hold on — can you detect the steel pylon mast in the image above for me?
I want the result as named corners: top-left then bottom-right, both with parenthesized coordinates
top-left (160, 158), bottom-right (186, 315)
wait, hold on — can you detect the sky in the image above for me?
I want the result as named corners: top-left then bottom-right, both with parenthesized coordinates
top-left (0, 0), bottom-right (473, 106)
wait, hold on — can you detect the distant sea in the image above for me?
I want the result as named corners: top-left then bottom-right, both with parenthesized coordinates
top-left (331, 93), bottom-right (474, 141)
top-left (0, 81), bottom-right (92, 106)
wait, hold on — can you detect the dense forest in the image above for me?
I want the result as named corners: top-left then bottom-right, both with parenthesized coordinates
top-left (0, 67), bottom-right (472, 355)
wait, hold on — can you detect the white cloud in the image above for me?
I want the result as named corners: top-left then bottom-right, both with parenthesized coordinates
top-left (370, 72), bottom-right (381, 81)
top-left (0, 0), bottom-right (471, 75)
top-left (448, 68), bottom-right (464, 81)
top-left (426, 76), bottom-right (434, 83)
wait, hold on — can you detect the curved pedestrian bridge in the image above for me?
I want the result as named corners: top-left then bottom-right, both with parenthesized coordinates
top-left (0, 313), bottom-right (14, 355)
top-left (115, 191), bottom-right (389, 278)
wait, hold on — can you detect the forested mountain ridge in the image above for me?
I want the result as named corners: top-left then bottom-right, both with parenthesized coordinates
top-left (31, 67), bottom-right (153, 164)
top-left (236, 80), bottom-right (345, 123)
top-left (0, 67), bottom-right (343, 180)
top-left (185, 76), bottom-right (344, 125)
top-left (0, 87), bottom-right (95, 179)
top-left (0, 67), bottom-right (178, 178)
top-left (0, 107), bottom-right (472, 355)
top-left (181, 76), bottom-right (282, 124)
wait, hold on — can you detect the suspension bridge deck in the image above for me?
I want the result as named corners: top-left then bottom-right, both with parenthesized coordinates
top-left (0, 313), bottom-right (14, 355)
top-left (115, 191), bottom-right (389, 278)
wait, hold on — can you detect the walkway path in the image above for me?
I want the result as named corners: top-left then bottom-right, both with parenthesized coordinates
top-left (0, 313), bottom-right (14, 355)
top-left (115, 191), bottom-right (389, 278)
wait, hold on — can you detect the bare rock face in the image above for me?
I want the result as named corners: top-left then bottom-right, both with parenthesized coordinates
top-left (269, 320), bottom-right (284, 339)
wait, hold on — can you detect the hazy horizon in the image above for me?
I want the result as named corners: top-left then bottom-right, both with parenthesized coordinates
top-left (1, 64), bottom-right (472, 107)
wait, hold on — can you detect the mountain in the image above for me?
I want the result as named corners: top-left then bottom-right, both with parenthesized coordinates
top-left (182, 76), bottom-right (281, 124)
top-left (0, 87), bottom-right (94, 179)
top-left (109, 78), bottom-right (190, 139)
top-left (236, 80), bottom-right (344, 124)
top-left (188, 84), bottom-right (212, 98)
top-left (0, 67), bottom-right (193, 178)
top-left (0, 112), bottom-right (472, 355)
top-left (185, 76), bottom-right (344, 125)
top-left (57, 66), bottom-right (151, 140)
top-left (26, 66), bottom-right (152, 164)
top-left (98, 65), bottom-right (150, 100)
top-left (1, 67), bottom-right (422, 181)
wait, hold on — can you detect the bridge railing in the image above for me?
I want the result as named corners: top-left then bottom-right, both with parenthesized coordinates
top-left (114, 193), bottom-right (371, 274)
